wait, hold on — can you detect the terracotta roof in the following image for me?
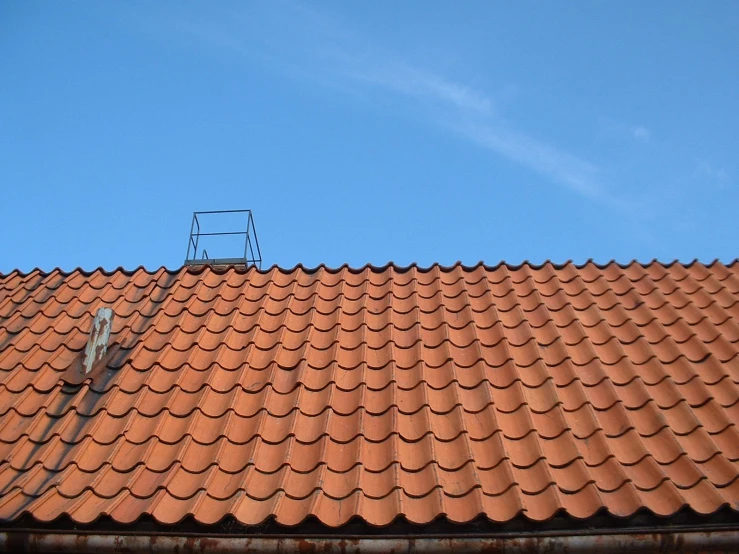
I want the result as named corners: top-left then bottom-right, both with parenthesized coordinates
top-left (1, 261), bottom-right (739, 528)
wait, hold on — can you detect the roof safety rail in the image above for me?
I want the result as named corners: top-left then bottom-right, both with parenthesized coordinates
top-left (184, 209), bottom-right (262, 269)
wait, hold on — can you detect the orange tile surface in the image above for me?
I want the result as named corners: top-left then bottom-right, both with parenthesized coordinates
top-left (1, 261), bottom-right (739, 527)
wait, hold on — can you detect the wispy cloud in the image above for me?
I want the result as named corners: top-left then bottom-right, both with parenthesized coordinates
top-left (165, 3), bottom-right (632, 210)
top-left (598, 118), bottom-right (652, 145)
top-left (457, 122), bottom-right (602, 198)
top-left (632, 125), bottom-right (651, 142)
top-left (349, 65), bottom-right (495, 116)
top-left (695, 160), bottom-right (732, 189)
top-left (335, 54), bottom-right (614, 203)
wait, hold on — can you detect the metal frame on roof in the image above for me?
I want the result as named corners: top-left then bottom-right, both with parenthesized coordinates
top-left (184, 210), bottom-right (262, 269)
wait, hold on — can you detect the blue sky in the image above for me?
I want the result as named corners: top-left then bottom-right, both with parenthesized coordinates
top-left (1, 2), bottom-right (737, 272)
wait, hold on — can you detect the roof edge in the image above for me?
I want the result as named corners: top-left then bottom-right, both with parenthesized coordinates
top-left (4, 508), bottom-right (738, 537)
top-left (3, 258), bottom-right (738, 279)
top-left (3, 528), bottom-right (739, 553)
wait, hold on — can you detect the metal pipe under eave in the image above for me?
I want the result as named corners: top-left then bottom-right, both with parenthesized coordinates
top-left (2, 530), bottom-right (739, 553)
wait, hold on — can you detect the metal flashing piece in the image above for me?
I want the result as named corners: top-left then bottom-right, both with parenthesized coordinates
top-left (82, 307), bottom-right (114, 375)
top-left (184, 210), bottom-right (262, 269)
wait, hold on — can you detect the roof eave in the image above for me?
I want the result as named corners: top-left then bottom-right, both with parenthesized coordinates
top-left (3, 528), bottom-right (739, 553)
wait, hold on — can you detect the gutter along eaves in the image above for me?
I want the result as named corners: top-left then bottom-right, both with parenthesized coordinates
top-left (2, 529), bottom-right (739, 553)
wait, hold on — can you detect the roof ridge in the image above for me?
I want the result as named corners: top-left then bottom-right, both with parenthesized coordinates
top-left (2, 258), bottom-right (738, 278)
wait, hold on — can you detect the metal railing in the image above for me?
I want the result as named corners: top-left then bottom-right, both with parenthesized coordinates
top-left (184, 210), bottom-right (262, 269)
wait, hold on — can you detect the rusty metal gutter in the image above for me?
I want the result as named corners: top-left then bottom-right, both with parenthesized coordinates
top-left (2, 529), bottom-right (739, 553)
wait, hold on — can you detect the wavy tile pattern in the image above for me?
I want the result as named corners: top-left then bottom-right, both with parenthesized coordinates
top-left (1, 261), bottom-right (739, 527)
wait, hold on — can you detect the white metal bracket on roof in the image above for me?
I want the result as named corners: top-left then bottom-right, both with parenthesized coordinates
top-left (82, 307), bottom-right (114, 375)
